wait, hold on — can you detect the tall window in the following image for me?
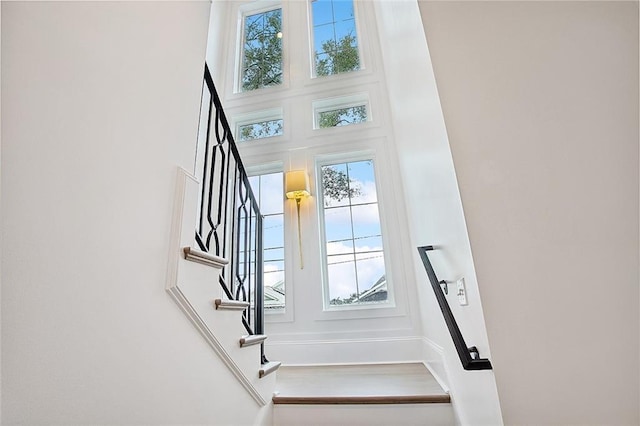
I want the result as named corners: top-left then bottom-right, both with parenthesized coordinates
top-left (248, 172), bottom-right (286, 311)
top-left (241, 8), bottom-right (283, 91)
top-left (311, 0), bottom-right (360, 76)
top-left (319, 159), bottom-right (387, 306)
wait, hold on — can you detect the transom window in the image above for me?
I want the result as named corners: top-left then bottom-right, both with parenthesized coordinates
top-left (238, 118), bottom-right (284, 141)
top-left (311, 0), bottom-right (360, 76)
top-left (233, 108), bottom-right (284, 142)
top-left (313, 93), bottom-right (370, 129)
top-left (319, 159), bottom-right (387, 307)
top-left (318, 105), bottom-right (366, 128)
top-left (241, 7), bottom-right (283, 91)
top-left (248, 171), bottom-right (285, 311)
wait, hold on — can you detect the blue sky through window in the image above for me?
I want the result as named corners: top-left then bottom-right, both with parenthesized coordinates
top-left (311, 0), bottom-right (359, 76)
top-left (321, 160), bottom-right (386, 305)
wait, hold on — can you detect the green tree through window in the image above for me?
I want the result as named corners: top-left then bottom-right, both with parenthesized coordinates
top-left (312, 0), bottom-right (360, 76)
top-left (318, 105), bottom-right (367, 128)
top-left (242, 9), bottom-right (283, 91)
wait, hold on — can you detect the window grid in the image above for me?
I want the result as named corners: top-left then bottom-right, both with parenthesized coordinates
top-left (311, 0), bottom-right (360, 76)
top-left (321, 160), bottom-right (387, 307)
top-left (248, 172), bottom-right (285, 311)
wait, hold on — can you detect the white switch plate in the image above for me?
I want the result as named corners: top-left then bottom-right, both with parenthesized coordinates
top-left (456, 277), bottom-right (468, 306)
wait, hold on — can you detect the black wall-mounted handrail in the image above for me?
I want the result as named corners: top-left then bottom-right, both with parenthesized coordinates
top-left (417, 246), bottom-right (492, 371)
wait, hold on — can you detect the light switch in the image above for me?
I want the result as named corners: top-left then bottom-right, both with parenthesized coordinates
top-left (456, 277), bottom-right (468, 306)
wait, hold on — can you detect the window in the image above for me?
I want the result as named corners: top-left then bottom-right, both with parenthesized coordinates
top-left (234, 108), bottom-right (284, 142)
top-left (238, 119), bottom-right (284, 141)
top-left (318, 105), bottom-right (366, 128)
top-left (319, 159), bottom-right (387, 307)
top-left (248, 171), bottom-right (286, 311)
top-left (311, 0), bottom-right (360, 76)
top-left (241, 7), bottom-right (283, 91)
top-left (313, 93), bottom-right (370, 129)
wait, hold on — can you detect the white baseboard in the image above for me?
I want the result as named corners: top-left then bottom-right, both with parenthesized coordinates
top-left (422, 337), bottom-right (450, 394)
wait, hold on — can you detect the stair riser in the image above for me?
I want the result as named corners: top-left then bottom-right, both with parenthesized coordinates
top-left (273, 404), bottom-right (455, 426)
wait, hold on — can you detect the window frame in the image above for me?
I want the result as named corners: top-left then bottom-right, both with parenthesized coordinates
top-left (315, 151), bottom-right (396, 312)
top-left (312, 92), bottom-right (371, 129)
top-left (232, 107), bottom-right (285, 143)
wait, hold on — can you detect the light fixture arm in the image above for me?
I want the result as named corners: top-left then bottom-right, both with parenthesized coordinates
top-left (285, 170), bottom-right (311, 270)
top-left (295, 197), bottom-right (304, 269)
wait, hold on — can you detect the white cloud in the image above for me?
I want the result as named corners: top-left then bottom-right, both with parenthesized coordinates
top-left (263, 263), bottom-right (284, 288)
top-left (326, 240), bottom-right (385, 299)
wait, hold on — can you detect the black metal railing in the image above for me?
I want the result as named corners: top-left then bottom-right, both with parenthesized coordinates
top-left (417, 246), bottom-right (492, 371)
top-left (195, 63), bottom-right (265, 362)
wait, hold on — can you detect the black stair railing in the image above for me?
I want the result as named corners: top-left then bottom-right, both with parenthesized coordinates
top-left (195, 63), bottom-right (266, 362)
top-left (417, 246), bottom-right (492, 371)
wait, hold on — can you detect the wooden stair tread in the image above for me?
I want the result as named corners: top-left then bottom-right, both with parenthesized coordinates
top-left (272, 394), bottom-right (450, 405)
top-left (272, 363), bottom-right (450, 405)
top-left (214, 299), bottom-right (250, 310)
top-left (240, 334), bottom-right (267, 347)
top-left (260, 361), bottom-right (281, 378)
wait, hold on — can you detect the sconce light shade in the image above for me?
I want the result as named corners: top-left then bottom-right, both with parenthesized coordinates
top-left (285, 170), bottom-right (310, 199)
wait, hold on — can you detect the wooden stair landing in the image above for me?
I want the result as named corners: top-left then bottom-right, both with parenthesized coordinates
top-left (272, 363), bottom-right (450, 405)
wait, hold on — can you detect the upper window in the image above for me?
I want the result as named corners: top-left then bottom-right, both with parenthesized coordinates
top-left (241, 7), bottom-right (283, 91)
top-left (319, 159), bottom-right (387, 307)
top-left (311, 0), bottom-right (360, 77)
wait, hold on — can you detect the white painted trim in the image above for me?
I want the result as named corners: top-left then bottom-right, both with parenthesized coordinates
top-left (166, 167), bottom-right (268, 407)
top-left (422, 337), bottom-right (450, 395)
top-left (166, 287), bottom-right (268, 407)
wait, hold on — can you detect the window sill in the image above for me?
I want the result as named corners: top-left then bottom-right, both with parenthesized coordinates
top-left (314, 301), bottom-right (406, 322)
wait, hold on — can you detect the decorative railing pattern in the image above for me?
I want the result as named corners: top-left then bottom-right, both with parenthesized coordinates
top-left (196, 64), bottom-right (265, 361)
top-left (417, 246), bottom-right (492, 371)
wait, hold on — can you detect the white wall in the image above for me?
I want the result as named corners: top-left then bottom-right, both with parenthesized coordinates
top-left (419, 1), bottom-right (639, 425)
top-left (206, 0), bottom-right (231, 85)
top-left (2, 2), bottom-right (270, 424)
top-left (373, 1), bottom-right (502, 424)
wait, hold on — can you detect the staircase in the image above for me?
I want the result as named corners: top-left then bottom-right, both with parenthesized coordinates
top-left (166, 167), bottom-right (280, 405)
top-left (272, 363), bottom-right (455, 425)
top-left (166, 64), bottom-right (455, 423)
top-left (165, 62), bottom-right (280, 406)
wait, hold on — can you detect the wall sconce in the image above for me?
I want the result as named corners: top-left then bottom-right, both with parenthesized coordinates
top-left (285, 170), bottom-right (310, 269)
